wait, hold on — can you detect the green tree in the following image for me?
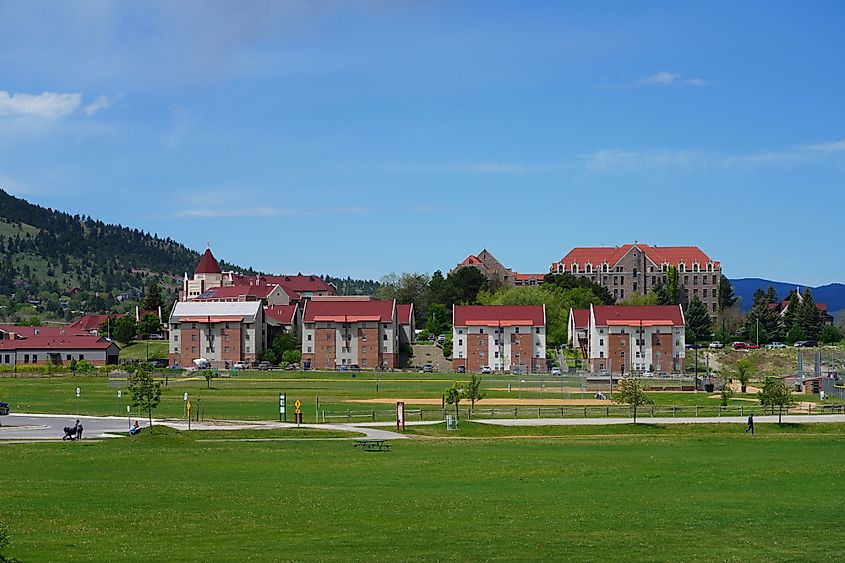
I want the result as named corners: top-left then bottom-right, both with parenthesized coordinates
top-left (613, 377), bottom-right (653, 423)
top-left (786, 324), bottom-right (805, 345)
top-left (441, 267), bottom-right (488, 309)
top-left (442, 332), bottom-right (453, 359)
top-left (819, 324), bottom-right (841, 344)
top-left (138, 313), bottom-right (161, 339)
top-left (666, 266), bottom-right (680, 305)
top-left (757, 377), bottom-right (797, 424)
top-left (0, 519), bottom-right (20, 563)
top-left (463, 375), bottom-right (485, 416)
top-left (719, 382), bottom-right (734, 406)
top-left (376, 272), bottom-right (431, 328)
top-left (281, 349), bottom-right (302, 365)
top-left (543, 272), bottom-right (614, 305)
top-left (796, 288), bottom-right (824, 340)
top-left (685, 295), bottom-right (711, 343)
top-left (735, 357), bottom-right (753, 394)
top-left (652, 279), bottom-right (671, 306)
top-left (111, 316), bottom-right (137, 345)
top-left (425, 303), bottom-right (451, 337)
top-left (745, 288), bottom-right (780, 344)
top-left (780, 290), bottom-right (799, 337)
top-left (717, 274), bottom-right (737, 312)
top-left (444, 382), bottom-right (463, 420)
top-left (143, 280), bottom-right (164, 311)
top-left (200, 369), bottom-right (216, 389)
top-left (128, 363), bottom-right (162, 432)
top-left (619, 291), bottom-right (659, 306)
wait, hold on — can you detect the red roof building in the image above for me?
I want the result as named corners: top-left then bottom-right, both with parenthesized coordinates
top-left (67, 314), bottom-right (126, 335)
top-left (586, 304), bottom-right (686, 375)
top-left (195, 248), bottom-right (222, 274)
top-left (301, 298), bottom-right (407, 370)
top-left (452, 249), bottom-right (546, 288)
top-left (0, 325), bottom-right (71, 340)
top-left (0, 335), bottom-right (120, 367)
top-left (452, 305), bottom-right (547, 373)
top-left (550, 243), bottom-right (722, 317)
top-left (567, 309), bottom-right (590, 355)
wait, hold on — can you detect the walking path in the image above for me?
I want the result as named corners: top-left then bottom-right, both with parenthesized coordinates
top-left (0, 413), bottom-right (407, 442)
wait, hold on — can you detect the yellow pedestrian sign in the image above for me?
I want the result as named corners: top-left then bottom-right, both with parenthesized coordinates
top-left (294, 400), bottom-right (302, 413)
top-left (186, 401), bottom-right (192, 413)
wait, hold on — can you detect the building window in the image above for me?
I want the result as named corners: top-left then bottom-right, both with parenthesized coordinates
top-left (307, 346), bottom-right (312, 353)
top-left (620, 289), bottom-right (625, 298)
top-left (712, 275), bottom-right (717, 284)
top-left (225, 335), bottom-right (230, 342)
top-left (494, 351), bottom-right (499, 359)
top-left (307, 334), bottom-right (312, 341)
top-left (633, 282), bottom-right (638, 292)
top-left (613, 276), bottom-right (618, 285)
top-left (23, 354), bottom-right (29, 363)
top-left (620, 276), bottom-right (625, 285)
top-left (515, 327), bottom-right (520, 333)
top-left (600, 339), bottom-right (604, 346)
top-left (599, 351), bottom-right (604, 358)
top-left (224, 346), bottom-right (229, 353)
top-left (479, 339), bottom-right (485, 346)
top-left (191, 334), bottom-right (196, 341)
top-left (458, 329), bottom-right (464, 334)
top-left (694, 275), bottom-right (698, 285)
top-left (479, 328), bottom-right (484, 334)
top-left (66, 354), bottom-right (72, 361)
top-left (458, 339), bottom-right (463, 346)
top-left (79, 354), bottom-right (84, 360)
top-left (535, 327), bottom-right (540, 334)
top-left (174, 334), bottom-right (178, 341)
top-left (684, 275), bottom-right (689, 284)
top-left (362, 359), bottom-right (367, 366)
top-left (191, 347), bottom-right (196, 353)
top-left (383, 334), bottom-right (387, 341)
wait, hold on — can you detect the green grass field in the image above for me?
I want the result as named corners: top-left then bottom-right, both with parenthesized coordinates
top-left (118, 340), bottom-right (170, 361)
top-left (2, 424), bottom-right (845, 561)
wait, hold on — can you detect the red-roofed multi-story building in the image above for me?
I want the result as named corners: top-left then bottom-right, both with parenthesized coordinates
top-left (550, 243), bottom-right (722, 316)
top-left (453, 249), bottom-right (545, 288)
top-left (300, 297), bottom-right (410, 370)
top-left (586, 304), bottom-right (686, 375)
top-left (452, 305), bottom-right (547, 373)
top-left (567, 309), bottom-right (590, 356)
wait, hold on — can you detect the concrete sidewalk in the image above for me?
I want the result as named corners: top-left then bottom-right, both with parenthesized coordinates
top-left (472, 414), bottom-right (845, 426)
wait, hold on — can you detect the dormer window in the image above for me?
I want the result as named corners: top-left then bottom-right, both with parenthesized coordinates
top-left (662, 262), bottom-right (669, 272)
top-left (679, 262), bottom-right (686, 273)
top-left (693, 262), bottom-right (700, 272)
top-left (602, 263), bottom-right (608, 272)
top-left (557, 264), bottom-right (563, 273)
top-left (571, 263), bottom-right (578, 273)
top-left (585, 263), bottom-right (592, 273)
top-left (707, 262), bottom-right (713, 272)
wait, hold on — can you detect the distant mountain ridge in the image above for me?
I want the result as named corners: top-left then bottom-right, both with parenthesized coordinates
top-left (730, 278), bottom-right (845, 317)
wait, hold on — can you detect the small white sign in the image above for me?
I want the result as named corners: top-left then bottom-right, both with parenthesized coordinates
top-left (76, 387), bottom-right (80, 398)
top-left (117, 390), bottom-right (122, 399)
top-left (183, 392), bottom-right (189, 402)
top-left (126, 405), bottom-right (131, 413)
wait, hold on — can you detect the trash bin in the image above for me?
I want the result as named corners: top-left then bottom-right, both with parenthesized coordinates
top-left (704, 383), bottom-right (715, 393)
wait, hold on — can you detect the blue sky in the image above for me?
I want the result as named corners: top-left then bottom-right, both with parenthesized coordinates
top-left (1, 1), bottom-right (843, 285)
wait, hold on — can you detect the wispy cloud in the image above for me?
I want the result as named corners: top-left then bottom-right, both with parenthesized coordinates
top-left (384, 162), bottom-right (540, 175)
top-left (170, 206), bottom-right (371, 219)
top-left (581, 139), bottom-right (845, 175)
top-left (0, 91), bottom-right (82, 118)
top-left (634, 71), bottom-right (713, 88)
top-left (84, 94), bottom-right (123, 116)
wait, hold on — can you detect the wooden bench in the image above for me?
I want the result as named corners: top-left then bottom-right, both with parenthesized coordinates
top-left (353, 439), bottom-right (391, 452)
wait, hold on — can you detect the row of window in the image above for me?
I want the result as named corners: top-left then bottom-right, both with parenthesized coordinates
top-left (455, 327), bottom-right (541, 335)
top-left (559, 261), bottom-right (716, 274)
top-left (0, 353), bottom-right (86, 364)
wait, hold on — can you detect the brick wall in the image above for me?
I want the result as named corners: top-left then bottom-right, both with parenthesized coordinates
top-left (466, 333), bottom-right (488, 372)
top-left (311, 327), bottom-right (336, 370)
top-left (358, 326), bottom-right (378, 369)
top-left (651, 333), bottom-right (673, 373)
top-left (607, 333), bottom-right (631, 375)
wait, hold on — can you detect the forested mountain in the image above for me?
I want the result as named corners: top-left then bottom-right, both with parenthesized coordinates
top-left (731, 278), bottom-right (845, 318)
top-left (0, 189), bottom-right (254, 321)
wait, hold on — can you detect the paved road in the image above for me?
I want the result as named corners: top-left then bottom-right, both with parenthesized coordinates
top-left (472, 414), bottom-right (845, 426)
top-left (0, 413), bottom-right (407, 441)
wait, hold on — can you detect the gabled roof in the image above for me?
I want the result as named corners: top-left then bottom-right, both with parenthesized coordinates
top-left (453, 305), bottom-right (545, 327)
top-left (68, 314), bottom-right (125, 332)
top-left (265, 304), bottom-right (298, 325)
top-left (197, 284), bottom-right (281, 300)
top-left (460, 255), bottom-right (482, 266)
top-left (552, 244), bottom-right (719, 270)
top-left (227, 274), bottom-right (335, 295)
top-left (396, 303), bottom-right (414, 325)
top-left (591, 305), bottom-right (684, 327)
top-left (170, 301), bottom-right (263, 321)
top-left (513, 272), bottom-right (546, 282)
top-left (569, 309), bottom-right (589, 329)
top-left (195, 248), bottom-right (222, 274)
top-left (0, 335), bottom-right (117, 351)
top-left (0, 325), bottom-right (70, 339)
top-left (303, 299), bottom-right (395, 323)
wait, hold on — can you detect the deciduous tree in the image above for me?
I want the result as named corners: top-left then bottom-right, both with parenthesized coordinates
top-left (444, 382), bottom-right (463, 420)
top-left (463, 375), bottom-right (485, 416)
top-left (613, 377), bottom-right (653, 423)
top-left (129, 363), bottom-right (162, 432)
top-left (757, 377), bottom-right (797, 424)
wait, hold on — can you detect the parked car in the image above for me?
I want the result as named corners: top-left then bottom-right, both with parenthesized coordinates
top-left (233, 361), bottom-right (249, 370)
top-left (733, 342), bottom-right (758, 350)
top-left (257, 361), bottom-right (272, 370)
top-left (147, 333), bottom-right (165, 340)
top-left (766, 342), bottom-right (787, 349)
top-left (456, 365), bottom-right (466, 374)
top-left (349, 364), bottom-right (360, 371)
top-left (643, 371), bottom-right (656, 378)
top-left (685, 343), bottom-right (702, 350)
top-left (0, 401), bottom-right (9, 416)
top-left (550, 367), bottom-right (562, 376)
top-left (481, 365), bottom-right (492, 374)
top-left (708, 341), bottom-right (724, 349)
top-left (422, 363), bottom-right (433, 373)
top-left (148, 359), bottom-right (168, 369)
top-left (794, 340), bottom-right (819, 348)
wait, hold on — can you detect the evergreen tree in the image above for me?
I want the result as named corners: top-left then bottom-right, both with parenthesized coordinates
top-left (143, 280), bottom-right (164, 310)
top-left (666, 266), bottom-right (680, 305)
top-left (652, 279), bottom-right (671, 306)
top-left (796, 288), bottom-right (824, 340)
top-left (765, 285), bottom-right (778, 304)
top-left (685, 295), bottom-right (711, 342)
top-left (780, 290), bottom-right (799, 338)
top-left (745, 288), bottom-right (780, 344)
top-left (717, 274), bottom-right (737, 312)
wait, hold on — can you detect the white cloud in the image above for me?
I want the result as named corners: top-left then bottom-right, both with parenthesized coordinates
top-left (84, 94), bottom-right (122, 116)
top-left (0, 90), bottom-right (82, 118)
top-left (581, 139), bottom-right (845, 174)
top-left (634, 71), bottom-right (712, 88)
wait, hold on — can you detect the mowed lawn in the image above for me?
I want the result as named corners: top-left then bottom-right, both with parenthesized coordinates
top-left (2, 427), bottom-right (845, 561)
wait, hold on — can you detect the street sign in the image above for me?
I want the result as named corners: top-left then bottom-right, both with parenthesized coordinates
top-left (76, 387), bottom-right (80, 398)
top-left (117, 390), bottom-right (122, 399)
top-left (279, 393), bottom-right (287, 422)
top-left (183, 392), bottom-right (189, 402)
top-left (294, 399), bottom-right (302, 413)
top-left (186, 401), bottom-right (192, 413)
top-left (126, 405), bottom-right (130, 413)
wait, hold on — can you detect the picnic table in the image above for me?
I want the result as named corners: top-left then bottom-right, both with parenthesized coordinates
top-left (353, 439), bottom-right (391, 452)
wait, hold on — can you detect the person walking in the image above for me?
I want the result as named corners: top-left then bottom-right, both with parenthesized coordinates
top-left (76, 420), bottom-right (84, 440)
top-left (745, 413), bottom-right (754, 435)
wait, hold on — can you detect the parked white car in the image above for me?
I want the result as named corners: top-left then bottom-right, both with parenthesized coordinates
top-left (233, 361), bottom-right (249, 370)
top-left (550, 367), bottom-right (562, 376)
top-left (708, 341), bottom-right (724, 349)
top-left (766, 342), bottom-right (787, 349)
top-left (481, 365), bottom-right (492, 374)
